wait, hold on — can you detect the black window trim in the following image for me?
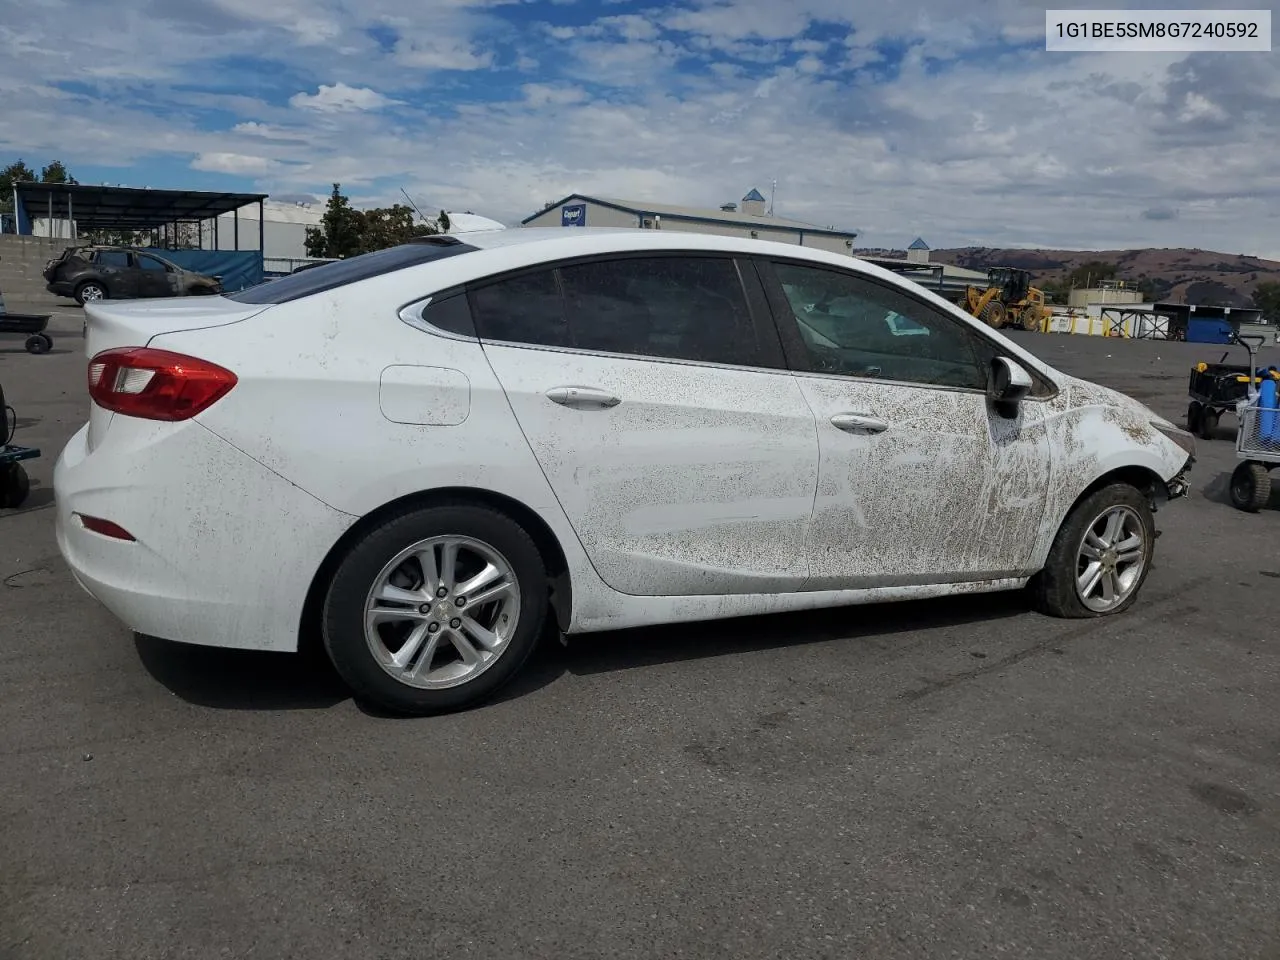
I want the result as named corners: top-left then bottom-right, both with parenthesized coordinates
top-left (403, 249), bottom-right (792, 375)
top-left (752, 255), bottom-right (1059, 400)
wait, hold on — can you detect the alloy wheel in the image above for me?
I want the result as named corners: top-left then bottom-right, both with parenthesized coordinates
top-left (1075, 504), bottom-right (1147, 613)
top-left (363, 535), bottom-right (522, 690)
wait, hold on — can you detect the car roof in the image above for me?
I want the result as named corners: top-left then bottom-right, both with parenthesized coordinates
top-left (452, 227), bottom-right (905, 284)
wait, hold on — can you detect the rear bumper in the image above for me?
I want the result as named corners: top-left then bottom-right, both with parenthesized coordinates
top-left (46, 281), bottom-right (74, 297)
top-left (54, 419), bottom-right (356, 652)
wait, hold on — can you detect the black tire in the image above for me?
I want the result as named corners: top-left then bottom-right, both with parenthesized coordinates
top-left (322, 502), bottom-right (549, 715)
top-left (74, 281), bottom-right (107, 306)
top-left (0, 463), bottom-right (31, 509)
top-left (1229, 461), bottom-right (1271, 513)
top-left (24, 335), bottom-right (50, 355)
top-left (1199, 408), bottom-right (1219, 441)
top-left (1186, 401), bottom-right (1202, 433)
top-left (1029, 483), bottom-right (1156, 619)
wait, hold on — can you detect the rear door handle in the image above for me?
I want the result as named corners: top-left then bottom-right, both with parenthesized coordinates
top-left (545, 386), bottom-right (621, 408)
top-left (830, 413), bottom-right (888, 434)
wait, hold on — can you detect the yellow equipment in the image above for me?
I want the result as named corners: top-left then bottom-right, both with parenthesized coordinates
top-left (961, 267), bottom-right (1050, 332)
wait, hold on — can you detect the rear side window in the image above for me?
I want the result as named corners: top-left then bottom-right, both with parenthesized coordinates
top-left (465, 255), bottom-right (762, 367)
top-left (227, 239), bottom-right (478, 304)
top-left (468, 269), bottom-right (571, 347)
top-left (558, 256), bottom-right (759, 366)
top-left (94, 250), bottom-right (130, 268)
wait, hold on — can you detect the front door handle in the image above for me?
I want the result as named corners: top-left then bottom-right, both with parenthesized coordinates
top-left (830, 413), bottom-right (888, 434)
top-left (545, 386), bottom-right (621, 408)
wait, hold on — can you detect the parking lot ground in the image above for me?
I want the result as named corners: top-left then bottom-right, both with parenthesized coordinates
top-left (2, 322), bottom-right (1279, 959)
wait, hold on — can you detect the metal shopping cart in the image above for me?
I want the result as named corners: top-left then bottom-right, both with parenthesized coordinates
top-left (1228, 383), bottom-right (1280, 513)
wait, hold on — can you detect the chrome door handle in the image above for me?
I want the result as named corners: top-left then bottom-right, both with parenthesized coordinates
top-left (830, 413), bottom-right (888, 434)
top-left (545, 386), bottom-right (621, 408)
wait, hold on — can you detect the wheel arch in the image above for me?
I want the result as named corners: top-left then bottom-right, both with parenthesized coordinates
top-left (298, 486), bottom-right (573, 656)
top-left (1034, 463), bottom-right (1166, 571)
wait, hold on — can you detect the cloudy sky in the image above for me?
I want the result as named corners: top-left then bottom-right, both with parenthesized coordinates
top-left (0, 0), bottom-right (1275, 254)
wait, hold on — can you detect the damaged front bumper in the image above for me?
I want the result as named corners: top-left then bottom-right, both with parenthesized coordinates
top-left (1163, 455), bottom-right (1194, 502)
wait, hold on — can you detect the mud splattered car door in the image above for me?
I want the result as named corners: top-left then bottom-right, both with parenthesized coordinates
top-left (470, 253), bottom-right (820, 597)
top-left (756, 257), bottom-right (1052, 589)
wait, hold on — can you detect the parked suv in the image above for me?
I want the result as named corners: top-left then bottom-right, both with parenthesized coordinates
top-left (45, 246), bottom-right (222, 305)
top-left (54, 229), bottom-right (1195, 716)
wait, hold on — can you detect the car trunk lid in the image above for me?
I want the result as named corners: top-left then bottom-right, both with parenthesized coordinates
top-left (84, 296), bottom-right (273, 450)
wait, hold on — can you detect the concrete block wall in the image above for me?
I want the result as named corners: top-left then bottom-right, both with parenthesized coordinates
top-left (0, 235), bottom-right (66, 303)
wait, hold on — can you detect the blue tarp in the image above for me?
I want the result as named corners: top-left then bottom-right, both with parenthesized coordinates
top-left (13, 199), bottom-right (31, 235)
top-left (161, 250), bottom-right (263, 292)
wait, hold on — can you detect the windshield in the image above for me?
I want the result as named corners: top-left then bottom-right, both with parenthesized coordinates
top-left (227, 239), bottom-right (479, 304)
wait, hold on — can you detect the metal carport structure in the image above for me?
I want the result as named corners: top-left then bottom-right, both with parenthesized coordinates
top-left (11, 182), bottom-right (268, 251)
top-left (10, 183), bottom-right (273, 292)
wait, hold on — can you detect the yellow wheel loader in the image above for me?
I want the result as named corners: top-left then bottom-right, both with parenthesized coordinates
top-left (961, 267), bottom-right (1049, 332)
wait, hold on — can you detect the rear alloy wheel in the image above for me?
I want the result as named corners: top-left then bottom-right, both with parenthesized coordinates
top-left (322, 504), bottom-right (548, 715)
top-left (1229, 461), bottom-right (1271, 513)
top-left (1030, 483), bottom-right (1155, 618)
top-left (75, 281), bottom-right (106, 305)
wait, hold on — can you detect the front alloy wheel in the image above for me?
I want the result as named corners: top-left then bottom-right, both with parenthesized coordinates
top-left (1075, 505), bottom-right (1147, 613)
top-left (1030, 482), bottom-right (1155, 618)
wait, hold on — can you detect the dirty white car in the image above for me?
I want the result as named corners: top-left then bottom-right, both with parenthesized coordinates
top-left (54, 228), bottom-right (1195, 715)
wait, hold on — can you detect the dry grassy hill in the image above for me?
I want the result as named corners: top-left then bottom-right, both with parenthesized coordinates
top-left (858, 246), bottom-right (1280, 307)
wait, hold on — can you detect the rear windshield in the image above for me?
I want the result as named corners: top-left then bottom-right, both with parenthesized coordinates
top-left (227, 238), bottom-right (478, 304)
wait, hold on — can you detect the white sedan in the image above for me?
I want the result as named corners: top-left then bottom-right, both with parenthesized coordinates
top-left (54, 228), bottom-right (1195, 715)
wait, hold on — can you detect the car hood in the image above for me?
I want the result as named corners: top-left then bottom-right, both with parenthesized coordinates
top-left (1059, 373), bottom-right (1170, 424)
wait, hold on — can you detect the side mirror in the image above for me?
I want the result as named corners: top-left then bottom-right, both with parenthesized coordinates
top-left (990, 356), bottom-right (1032, 417)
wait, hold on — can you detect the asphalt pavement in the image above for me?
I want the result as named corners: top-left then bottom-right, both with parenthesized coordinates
top-left (2, 304), bottom-right (1278, 959)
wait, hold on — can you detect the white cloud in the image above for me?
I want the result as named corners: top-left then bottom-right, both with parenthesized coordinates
top-left (289, 83), bottom-right (403, 112)
top-left (191, 152), bottom-right (278, 175)
top-left (521, 83), bottom-right (588, 107)
top-left (392, 37), bottom-right (495, 70)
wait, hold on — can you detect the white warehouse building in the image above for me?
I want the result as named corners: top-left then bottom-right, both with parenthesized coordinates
top-left (521, 188), bottom-right (859, 254)
top-left (201, 198), bottom-right (325, 272)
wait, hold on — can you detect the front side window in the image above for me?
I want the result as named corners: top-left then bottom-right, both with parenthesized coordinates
top-left (769, 261), bottom-right (987, 390)
top-left (136, 255), bottom-right (169, 272)
top-left (557, 256), bottom-right (759, 367)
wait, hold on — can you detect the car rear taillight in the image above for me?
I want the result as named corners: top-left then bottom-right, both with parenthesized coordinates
top-left (87, 347), bottom-right (237, 421)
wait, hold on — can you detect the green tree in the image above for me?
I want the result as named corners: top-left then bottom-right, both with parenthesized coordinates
top-left (305, 183), bottom-right (364, 258)
top-left (305, 184), bottom-right (443, 257)
top-left (39, 160), bottom-right (78, 184)
top-left (1252, 281), bottom-right (1280, 322)
top-left (0, 160), bottom-right (36, 214)
top-left (354, 203), bottom-right (438, 253)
